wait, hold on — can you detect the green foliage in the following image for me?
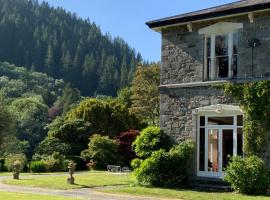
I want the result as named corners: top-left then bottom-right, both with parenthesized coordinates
top-left (224, 156), bottom-right (270, 194)
top-left (81, 134), bottom-right (120, 169)
top-left (222, 81), bottom-right (270, 154)
top-left (134, 140), bottom-right (194, 188)
top-left (4, 153), bottom-right (27, 172)
top-left (0, 0), bottom-right (142, 96)
top-left (9, 95), bottom-right (49, 157)
top-left (132, 126), bottom-right (172, 159)
top-left (67, 98), bottom-right (145, 137)
top-left (30, 161), bottom-right (47, 173)
top-left (131, 64), bottom-right (160, 125)
top-left (37, 152), bottom-right (68, 172)
top-left (0, 62), bottom-right (65, 105)
top-left (56, 83), bottom-right (81, 114)
top-left (35, 137), bottom-right (71, 156)
top-left (117, 87), bottom-right (132, 108)
top-left (0, 96), bottom-right (14, 146)
top-left (47, 117), bottom-right (92, 155)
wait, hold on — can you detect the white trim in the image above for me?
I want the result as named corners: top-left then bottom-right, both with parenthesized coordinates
top-left (195, 104), bottom-right (243, 179)
top-left (228, 32), bottom-right (233, 79)
top-left (199, 22), bottom-right (243, 35)
top-left (210, 35), bottom-right (215, 80)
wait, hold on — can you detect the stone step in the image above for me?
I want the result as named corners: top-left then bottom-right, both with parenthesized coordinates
top-left (194, 183), bottom-right (232, 192)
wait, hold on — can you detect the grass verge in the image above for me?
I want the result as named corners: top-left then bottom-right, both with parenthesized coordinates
top-left (102, 186), bottom-right (270, 200)
top-left (4, 171), bottom-right (134, 189)
top-left (0, 191), bottom-right (80, 200)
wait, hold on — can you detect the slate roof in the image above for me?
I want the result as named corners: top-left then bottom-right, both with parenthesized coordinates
top-left (146, 0), bottom-right (270, 29)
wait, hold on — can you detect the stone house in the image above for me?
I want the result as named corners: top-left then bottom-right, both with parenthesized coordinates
top-left (146, 0), bottom-right (270, 179)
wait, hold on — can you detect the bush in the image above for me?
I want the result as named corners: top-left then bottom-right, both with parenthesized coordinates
top-left (224, 155), bottom-right (270, 194)
top-left (132, 126), bottom-right (172, 159)
top-left (30, 161), bottom-right (47, 173)
top-left (66, 98), bottom-right (146, 137)
top-left (81, 134), bottom-right (120, 169)
top-left (4, 153), bottom-right (27, 172)
top-left (33, 152), bottom-right (68, 172)
top-left (42, 152), bottom-right (68, 172)
top-left (116, 129), bottom-right (140, 166)
top-left (134, 140), bottom-right (194, 188)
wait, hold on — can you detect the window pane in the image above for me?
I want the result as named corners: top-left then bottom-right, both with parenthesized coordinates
top-left (207, 57), bottom-right (211, 80)
top-left (215, 35), bottom-right (228, 56)
top-left (199, 128), bottom-right (205, 171)
top-left (233, 32), bottom-right (238, 55)
top-left (222, 130), bottom-right (233, 171)
top-left (237, 115), bottom-right (243, 126)
top-left (216, 56), bottom-right (229, 78)
top-left (233, 55), bottom-right (237, 77)
top-left (208, 117), bottom-right (234, 125)
top-left (200, 116), bottom-right (205, 126)
top-left (207, 37), bottom-right (211, 57)
top-left (208, 129), bottom-right (219, 172)
top-left (237, 128), bottom-right (243, 156)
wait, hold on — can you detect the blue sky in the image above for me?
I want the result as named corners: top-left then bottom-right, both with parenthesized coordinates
top-left (40, 0), bottom-right (235, 62)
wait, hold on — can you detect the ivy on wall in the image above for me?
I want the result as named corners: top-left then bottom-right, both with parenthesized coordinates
top-left (221, 80), bottom-right (270, 155)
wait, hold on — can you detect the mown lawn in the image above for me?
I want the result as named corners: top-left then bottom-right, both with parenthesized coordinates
top-left (4, 171), bottom-right (134, 189)
top-left (102, 186), bottom-right (270, 200)
top-left (0, 191), bottom-right (80, 200)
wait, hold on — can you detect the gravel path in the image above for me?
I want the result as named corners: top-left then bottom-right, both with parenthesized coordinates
top-left (0, 175), bottom-right (160, 200)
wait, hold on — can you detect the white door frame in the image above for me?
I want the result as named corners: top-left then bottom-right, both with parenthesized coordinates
top-left (196, 111), bottom-right (243, 179)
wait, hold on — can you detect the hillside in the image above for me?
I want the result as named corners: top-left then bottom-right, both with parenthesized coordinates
top-left (0, 0), bottom-right (142, 96)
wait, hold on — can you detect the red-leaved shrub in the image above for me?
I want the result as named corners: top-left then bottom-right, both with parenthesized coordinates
top-left (117, 130), bottom-right (140, 166)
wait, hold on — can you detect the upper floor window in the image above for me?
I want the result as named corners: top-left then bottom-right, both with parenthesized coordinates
top-left (199, 22), bottom-right (243, 81)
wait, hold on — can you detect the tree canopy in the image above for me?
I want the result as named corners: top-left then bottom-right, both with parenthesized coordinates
top-left (0, 0), bottom-right (142, 96)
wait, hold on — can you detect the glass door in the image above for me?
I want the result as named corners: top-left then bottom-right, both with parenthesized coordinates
top-left (198, 115), bottom-right (243, 178)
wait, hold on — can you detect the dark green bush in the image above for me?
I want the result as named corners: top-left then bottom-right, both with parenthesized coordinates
top-left (30, 161), bottom-right (47, 173)
top-left (134, 140), bottom-right (194, 188)
top-left (132, 126), bottom-right (172, 159)
top-left (224, 155), bottom-right (270, 194)
top-left (81, 134), bottom-right (121, 169)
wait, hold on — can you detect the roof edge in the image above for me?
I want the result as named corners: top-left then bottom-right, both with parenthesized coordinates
top-left (146, 2), bottom-right (270, 29)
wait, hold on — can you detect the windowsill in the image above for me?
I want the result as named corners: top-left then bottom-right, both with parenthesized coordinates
top-left (159, 77), bottom-right (270, 91)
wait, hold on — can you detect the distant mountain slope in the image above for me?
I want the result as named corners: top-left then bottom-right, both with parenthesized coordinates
top-left (0, 0), bottom-right (142, 96)
top-left (0, 61), bottom-right (65, 106)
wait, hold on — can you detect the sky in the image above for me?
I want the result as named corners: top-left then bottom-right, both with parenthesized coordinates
top-left (39, 0), bottom-right (236, 62)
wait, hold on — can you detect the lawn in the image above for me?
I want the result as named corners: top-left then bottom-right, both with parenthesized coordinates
top-left (4, 171), bottom-right (134, 189)
top-left (0, 191), bottom-right (80, 200)
top-left (102, 186), bottom-right (270, 200)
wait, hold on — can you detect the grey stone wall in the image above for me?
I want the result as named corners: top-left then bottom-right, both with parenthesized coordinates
top-left (160, 12), bottom-right (270, 173)
top-left (160, 86), bottom-right (234, 142)
top-left (161, 12), bottom-right (270, 85)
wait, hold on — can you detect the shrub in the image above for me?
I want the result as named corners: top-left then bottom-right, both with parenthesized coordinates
top-left (81, 134), bottom-right (120, 169)
top-left (30, 161), bottom-right (47, 173)
top-left (224, 155), bottom-right (270, 194)
top-left (134, 140), bottom-right (194, 188)
top-left (35, 137), bottom-right (71, 156)
top-left (42, 152), bottom-right (68, 172)
top-left (4, 153), bottom-right (27, 172)
top-left (66, 98), bottom-right (146, 137)
top-left (116, 129), bottom-right (140, 166)
top-left (132, 126), bottom-right (172, 159)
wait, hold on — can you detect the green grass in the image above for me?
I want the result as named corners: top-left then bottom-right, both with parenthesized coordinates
top-left (0, 191), bottom-right (80, 200)
top-left (102, 186), bottom-right (270, 200)
top-left (4, 171), bottom-right (134, 190)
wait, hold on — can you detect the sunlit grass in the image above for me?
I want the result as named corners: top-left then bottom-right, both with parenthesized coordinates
top-left (0, 191), bottom-right (81, 200)
top-left (4, 171), bottom-right (134, 190)
top-left (102, 186), bottom-right (270, 200)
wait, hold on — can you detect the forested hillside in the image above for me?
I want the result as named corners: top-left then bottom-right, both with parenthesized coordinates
top-left (0, 0), bottom-right (142, 96)
top-left (0, 61), bottom-right (81, 157)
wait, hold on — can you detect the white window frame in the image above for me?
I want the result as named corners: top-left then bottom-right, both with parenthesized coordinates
top-left (199, 22), bottom-right (243, 81)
